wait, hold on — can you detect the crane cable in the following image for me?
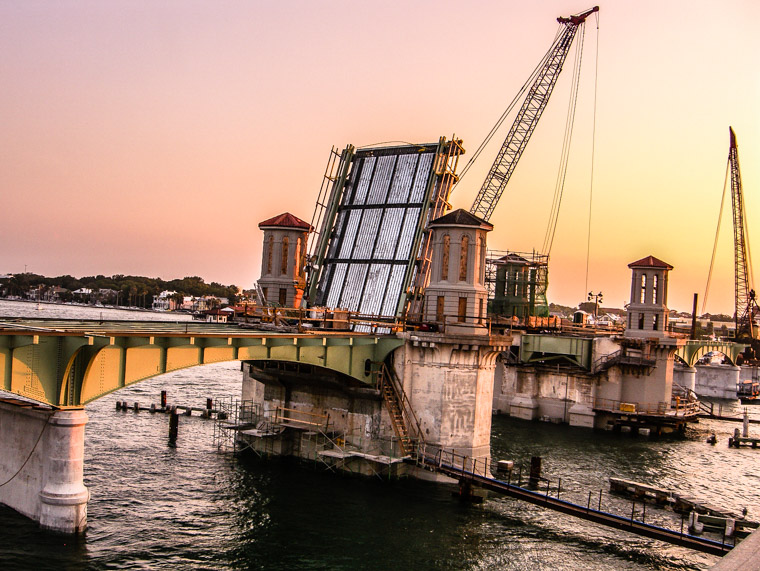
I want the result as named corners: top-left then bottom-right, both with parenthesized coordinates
top-left (744, 186), bottom-right (755, 295)
top-left (702, 160), bottom-right (731, 314)
top-left (584, 11), bottom-right (601, 296)
top-left (455, 26), bottom-right (565, 188)
top-left (542, 22), bottom-right (586, 255)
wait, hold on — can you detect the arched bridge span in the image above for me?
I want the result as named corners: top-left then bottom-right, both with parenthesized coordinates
top-left (675, 340), bottom-right (747, 367)
top-left (0, 319), bottom-right (403, 408)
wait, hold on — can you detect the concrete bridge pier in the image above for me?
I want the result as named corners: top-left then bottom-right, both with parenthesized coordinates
top-left (0, 402), bottom-right (88, 534)
top-left (673, 366), bottom-right (697, 394)
top-left (694, 364), bottom-right (740, 399)
top-left (394, 331), bottom-right (510, 463)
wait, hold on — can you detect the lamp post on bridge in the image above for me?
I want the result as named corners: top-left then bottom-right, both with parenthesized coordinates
top-left (588, 291), bottom-right (603, 320)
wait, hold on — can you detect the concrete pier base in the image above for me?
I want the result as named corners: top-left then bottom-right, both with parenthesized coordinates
top-left (509, 395), bottom-right (539, 421)
top-left (567, 402), bottom-right (595, 428)
top-left (0, 402), bottom-right (88, 534)
top-left (695, 365), bottom-right (740, 399)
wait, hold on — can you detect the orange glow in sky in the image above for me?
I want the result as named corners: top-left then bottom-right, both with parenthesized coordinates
top-left (2, 1), bottom-right (758, 314)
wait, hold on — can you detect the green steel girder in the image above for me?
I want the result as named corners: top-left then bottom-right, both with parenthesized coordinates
top-left (0, 329), bottom-right (404, 408)
top-left (676, 340), bottom-right (748, 367)
top-left (520, 334), bottom-right (592, 369)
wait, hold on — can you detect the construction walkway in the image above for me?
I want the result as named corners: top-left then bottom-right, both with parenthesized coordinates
top-left (416, 449), bottom-right (734, 557)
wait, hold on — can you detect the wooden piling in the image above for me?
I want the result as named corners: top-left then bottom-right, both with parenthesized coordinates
top-left (529, 456), bottom-right (542, 489)
top-left (168, 409), bottom-right (179, 447)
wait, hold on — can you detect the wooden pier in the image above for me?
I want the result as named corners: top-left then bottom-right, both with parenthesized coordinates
top-left (609, 477), bottom-right (674, 505)
top-left (609, 477), bottom-right (759, 537)
top-left (728, 435), bottom-right (760, 448)
top-left (114, 391), bottom-right (228, 419)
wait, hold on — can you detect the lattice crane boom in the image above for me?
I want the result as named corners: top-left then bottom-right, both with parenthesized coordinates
top-left (469, 6), bottom-right (598, 222)
top-left (729, 126), bottom-right (756, 340)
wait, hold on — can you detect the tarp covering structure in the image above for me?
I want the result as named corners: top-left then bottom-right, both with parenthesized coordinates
top-left (310, 140), bottom-right (452, 320)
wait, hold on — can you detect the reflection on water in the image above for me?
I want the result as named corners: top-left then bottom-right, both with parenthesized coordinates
top-left (0, 300), bottom-right (755, 569)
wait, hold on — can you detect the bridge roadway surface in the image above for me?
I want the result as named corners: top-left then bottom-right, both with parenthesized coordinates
top-left (417, 451), bottom-right (735, 558)
top-left (0, 318), bottom-right (403, 408)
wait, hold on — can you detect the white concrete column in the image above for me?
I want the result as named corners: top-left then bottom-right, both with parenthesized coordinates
top-left (39, 409), bottom-right (89, 534)
top-left (681, 367), bottom-right (697, 393)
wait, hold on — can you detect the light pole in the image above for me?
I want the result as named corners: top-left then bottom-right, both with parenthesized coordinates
top-left (588, 291), bottom-right (603, 320)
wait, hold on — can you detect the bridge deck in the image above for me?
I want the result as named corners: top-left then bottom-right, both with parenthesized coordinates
top-left (0, 318), bottom-right (404, 407)
top-left (0, 318), bottom-right (361, 337)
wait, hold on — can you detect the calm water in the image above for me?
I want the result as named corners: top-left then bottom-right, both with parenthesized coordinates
top-left (1, 299), bottom-right (757, 570)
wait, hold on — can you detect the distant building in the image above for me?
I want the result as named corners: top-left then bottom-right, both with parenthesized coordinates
top-left (152, 290), bottom-right (179, 311)
top-left (178, 295), bottom-right (222, 312)
top-left (203, 308), bottom-right (232, 323)
top-left (47, 286), bottom-right (69, 302)
top-left (72, 288), bottom-right (94, 302)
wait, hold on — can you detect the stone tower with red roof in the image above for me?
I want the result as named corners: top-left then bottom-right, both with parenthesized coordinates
top-left (625, 255), bottom-right (673, 339)
top-left (257, 213), bottom-right (312, 307)
top-left (423, 209), bottom-right (492, 334)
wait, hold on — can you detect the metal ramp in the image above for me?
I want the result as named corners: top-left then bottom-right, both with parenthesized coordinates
top-left (413, 446), bottom-right (736, 557)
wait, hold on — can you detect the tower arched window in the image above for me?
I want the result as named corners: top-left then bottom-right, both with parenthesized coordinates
top-left (640, 274), bottom-right (647, 304)
top-left (441, 235), bottom-right (450, 281)
top-left (459, 235), bottom-right (469, 282)
top-left (281, 237), bottom-right (289, 276)
top-left (266, 235), bottom-right (274, 274)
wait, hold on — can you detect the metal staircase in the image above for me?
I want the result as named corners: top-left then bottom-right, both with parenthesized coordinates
top-left (377, 361), bottom-right (423, 456)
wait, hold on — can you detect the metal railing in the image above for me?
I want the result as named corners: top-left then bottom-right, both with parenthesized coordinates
top-left (272, 406), bottom-right (330, 431)
top-left (591, 350), bottom-right (622, 373)
top-left (592, 397), bottom-right (700, 417)
top-left (378, 362), bottom-right (424, 452)
top-left (249, 306), bottom-right (404, 333)
top-left (415, 444), bottom-right (492, 479)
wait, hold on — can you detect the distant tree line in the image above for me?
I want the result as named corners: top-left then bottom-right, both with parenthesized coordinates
top-left (1, 273), bottom-right (239, 308)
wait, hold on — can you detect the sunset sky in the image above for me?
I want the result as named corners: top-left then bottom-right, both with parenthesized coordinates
top-left (2, 1), bottom-right (758, 314)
